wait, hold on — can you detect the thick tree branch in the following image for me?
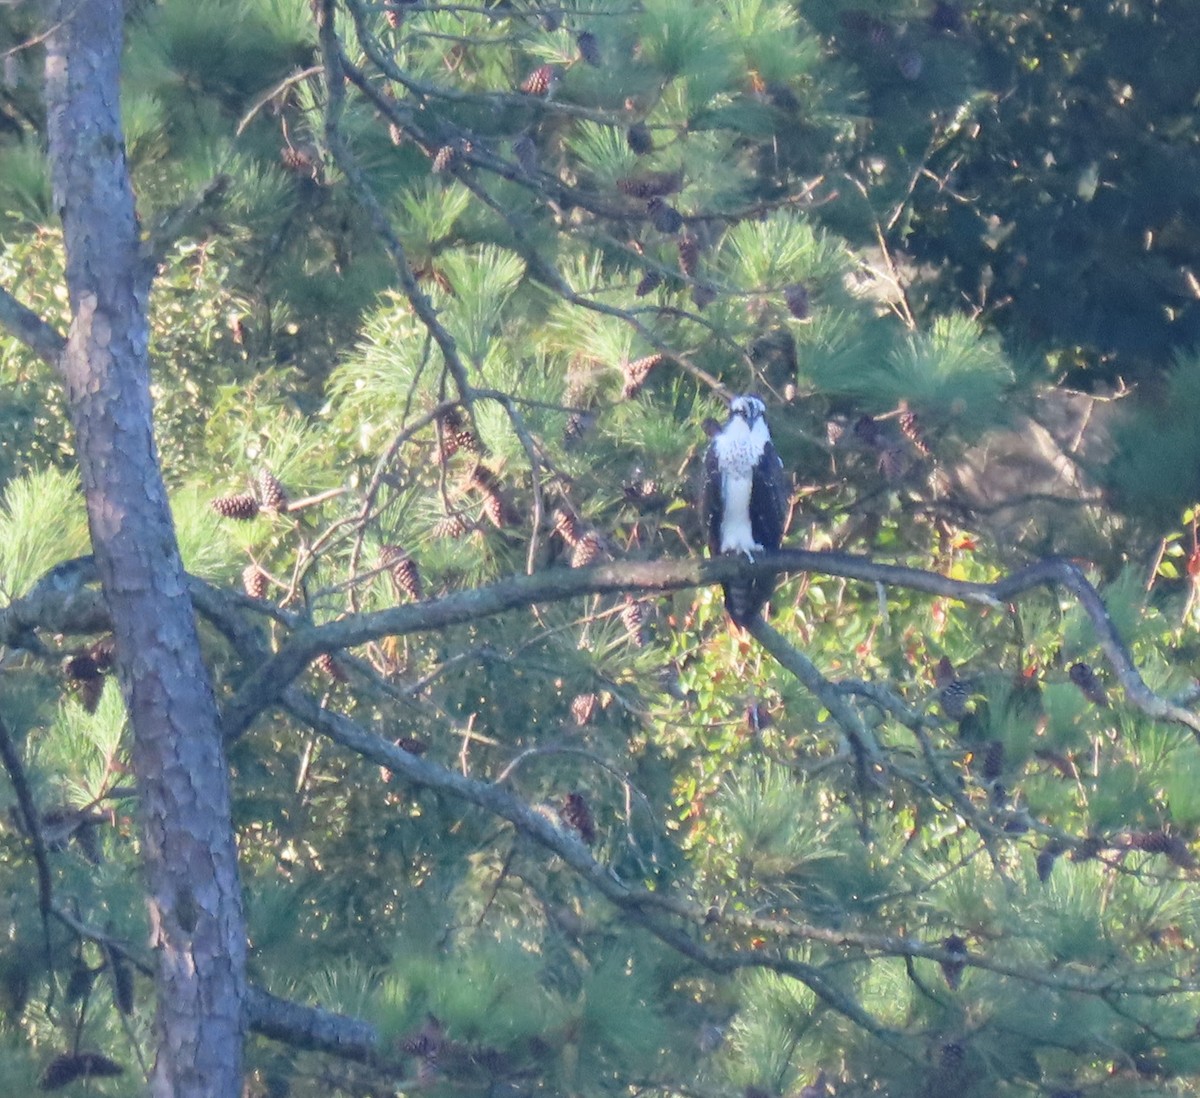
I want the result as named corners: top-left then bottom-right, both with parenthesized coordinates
top-left (220, 551), bottom-right (1200, 740)
top-left (246, 985), bottom-right (380, 1062)
top-left (0, 282), bottom-right (67, 366)
top-left (278, 688), bottom-right (914, 1058)
top-left (4, 550), bottom-right (1195, 740)
top-left (261, 682), bottom-right (1200, 1074)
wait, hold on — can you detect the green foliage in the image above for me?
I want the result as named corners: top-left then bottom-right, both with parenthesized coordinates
top-left (0, 468), bottom-right (88, 601)
top-left (1110, 352), bottom-right (1200, 528)
top-left (4, 0), bottom-right (1200, 1094)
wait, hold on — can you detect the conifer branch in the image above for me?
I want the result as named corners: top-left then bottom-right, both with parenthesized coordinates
top-left (246, 985), bottom-right (380, 1061)
top-left (3, 550), bottom-right (1195, 741)
top-left (0, 283), bottom-right (67, 366)
top-left (0, 712), bottom-right (56, 983)
top-left (274, 681), bottom-right (1200, 1070)
top-left (279, 687), bottom-right (915, 1058)
top-left (141, 174), bottom-right (232, 268)
top-left (450, 170), bottom-right (736, 396)
top-left (316, 0), bottom-right (474, 407)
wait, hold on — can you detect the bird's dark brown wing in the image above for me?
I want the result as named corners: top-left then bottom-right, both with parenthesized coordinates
top-left (702, 443), bottom-right (723, 556)
top-left (750, 440), bottom-right (787, 551)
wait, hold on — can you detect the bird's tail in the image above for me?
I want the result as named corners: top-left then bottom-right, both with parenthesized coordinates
top-left (722, 576), bottom-right (776, 628)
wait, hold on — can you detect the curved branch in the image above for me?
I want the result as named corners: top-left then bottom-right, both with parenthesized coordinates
top-left (220, 550), bottom-right (1199, 741)
top-left (316, 0), bottom-right (473, 407)
top-left (278, 687), bottom-right (913, 1057)
top-left (3, 549), bottom-right (1192, 741)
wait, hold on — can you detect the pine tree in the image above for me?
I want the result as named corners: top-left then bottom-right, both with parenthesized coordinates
top-left (2, 0), bottom-right (1200, 1095)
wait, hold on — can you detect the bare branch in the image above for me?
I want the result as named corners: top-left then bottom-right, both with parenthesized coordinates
top-left (246, 985), bottom-right (380, 1062)
top-left (5, 550), bottom-right (1194, 743)
top-left (0, 283), bottom-right (67, 366)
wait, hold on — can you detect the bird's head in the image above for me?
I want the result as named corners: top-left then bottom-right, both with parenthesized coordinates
top-left (729, 394), bottom-right (767, 426)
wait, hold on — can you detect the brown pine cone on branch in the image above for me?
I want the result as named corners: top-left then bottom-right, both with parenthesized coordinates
top-left (380, 545), bottom-right (423, 601)
top-left (560, 792), bottom-right (596, 844)
top-left (212, 493), bottom-right (260, 520)
top-left (257, 469), bottom-right (288, 512)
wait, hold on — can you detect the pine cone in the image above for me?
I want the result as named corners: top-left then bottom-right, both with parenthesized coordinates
top-left (212, 493), bottom-right (260, 520)
top-left (899, 406), bottom-right (931, 454)
top-left (627, 122), bottom-right (653, 154)
top-left (691, 283), bottom-right (717, 310)
top-left (78, 675), bottom-right (105, 714)
top-left (520, 64), bottom-right (559, 96)
top-left (877, 446), bottom-right (906, 481)
top-left (678, 234), bottom-right (700, 276)
top-left (621, 596), bottom-right (649, 647)
top-left (1126, 829), bottom-right (1198, 869)
top-left (616, 169), bottom-right (684, 198)
top-left (622, 473), bottom-right (665, 510)
top-left (481, 489), bottom-right (510, 529)
top-left (622, 353), bottom-right (664, 398)
top-left (576, 29), bottom-right (601, 65)
top-left (468, 462), bottom-right (501, 493)
top-left (388, 122), bottom-right (405, 146)
top-left (395, 735), bottom-right (427, 756)
top-left (934, 656), bottom-right (970, 721)
top-left (40, 1052), bottom-right (124, 1090)
top-left (570, 530), bottom-right (606, 568)
top-left (938, 1039), bottom-right (966, 1072)
top-left (380, 545), bottom-right (423, 601)
top-left (1068, 662), bottom-right (1107, 705)
top-left (402, 1014), bottom-right (445, 1058)
top-left (783, 282), bottom-right (810, 319)
top-left (384, 5), bottom-right (402, 28)
top-left (1164, 835), bottom-right (1197, 869)
top-left (89, 635), bottom-right (116, 673)
top-left (437, 412), bottom-right (479, 461)
top-left (853, 414), bottom-right (884, 448)
top-left (570, 692), bottom-right (599, 726)
top-left (432, 144), bottom-right (458, 173)
top-left (1036, 840), bottom-right (1064, 883)
top-left (314, 652), bottom-right (348, 683)
top-left (560, 792), bottom-right (596, 844)
top-left (256, 469), bottom-right (287, 511)
top-left (553, 509), bottom-right (583, 547)
top-left (242, 564), bottom-right (268, 600)
top-left (280, 145), bottom-right (317, 176)
top-left (416, 1052), bottom-right (440, 1085)
top-left (981, 739), bottom-right (1004, 782)
top-left (647, 197), bottom-right (683, 234)
top-left (1071, 834), bottom-right (1104, 862)
top-left (939, 934), bottom-right (967, 990)
top-left (635, 269), bottom-right (663, 297)
top-left (432, 513), bottom-right (470, 539)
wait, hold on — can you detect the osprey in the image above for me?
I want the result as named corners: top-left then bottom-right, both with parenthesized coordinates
top-left (702, 395), bottom-right (787, 626)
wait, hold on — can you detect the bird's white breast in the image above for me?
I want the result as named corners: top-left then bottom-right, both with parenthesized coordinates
top-left (714, 416), bottom-right (771, 556)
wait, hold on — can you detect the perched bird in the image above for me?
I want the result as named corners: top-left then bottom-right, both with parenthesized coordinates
top-left (702, 395), bottom-right (787, 626)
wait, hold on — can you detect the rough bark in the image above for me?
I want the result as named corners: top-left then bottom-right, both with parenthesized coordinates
top-left (44, 2), bottom-right (247, 1094)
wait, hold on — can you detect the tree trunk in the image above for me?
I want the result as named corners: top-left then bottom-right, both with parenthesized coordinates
top-left (45, 2), bottom-right (247, 1095)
